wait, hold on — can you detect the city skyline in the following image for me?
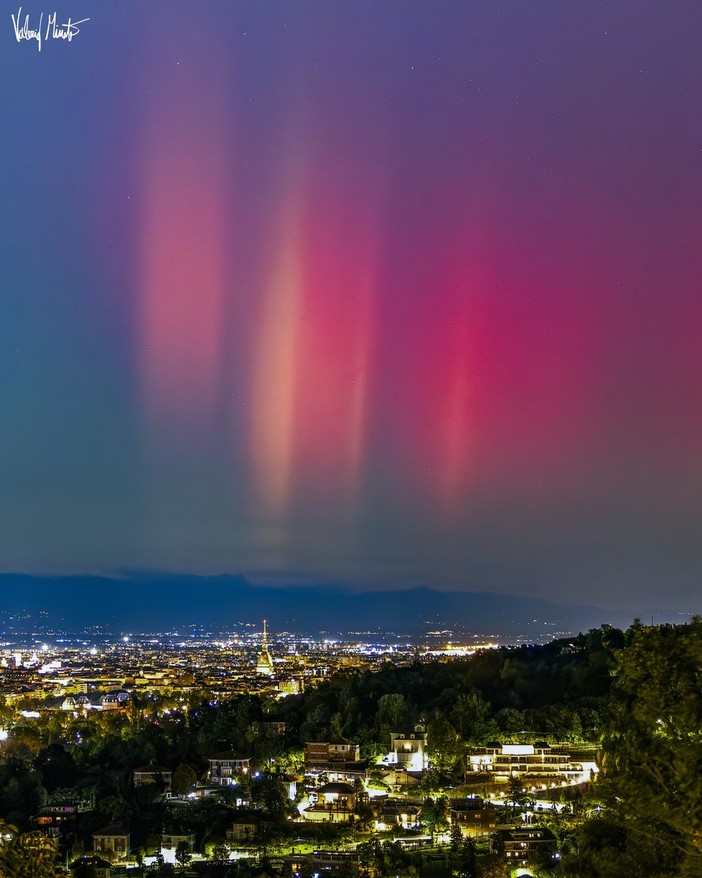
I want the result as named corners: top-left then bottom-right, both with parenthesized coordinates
top-left (2, 1), bottom-right (702, 617)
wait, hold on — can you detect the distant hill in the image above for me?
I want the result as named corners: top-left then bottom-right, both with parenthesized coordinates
top-left (0, 572), bottom-right (636, 639)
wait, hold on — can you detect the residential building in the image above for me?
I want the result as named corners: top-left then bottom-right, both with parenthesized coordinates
top-left (282, 850), bottom-right (359, 877)
top-left (92, 825), bottom-right (130, 861)
top-left (380, 728), bottom-right (428, 772)
top-left (161, 832), bottom-right (195, 852)
top-left (495, 827), bottom-right (558, 867)
top-left (133, 765), bottom-right (173, 791)
top-left (70, 855), bottom-right (111, 878)
top-left (302, 782), bottom-right (356, 823)
top-left (306, 738), bottom-right (360, 767)
top-left (226, 813), bottom-right (272, 843)
top-left (261, 720), bottom-right (287, 735)
top-left (466, 743), bottom-right (597, 784)
top-left (305, 739), bottom-right (367, 781)
top-left (375, 801), bottom-right (421, 831)
top-left (277, 678), bottom-right (303, 695)
top-left (208, 752), bottom-right (251, 785)
top-left (448, 797), bottom-right (497, 838)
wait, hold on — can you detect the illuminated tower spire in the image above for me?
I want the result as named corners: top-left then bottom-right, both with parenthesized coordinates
top-left (256, 619), bottom-right (274, 676)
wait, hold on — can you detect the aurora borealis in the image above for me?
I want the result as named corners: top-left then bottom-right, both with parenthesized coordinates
top-left (2, 1), bottom-right (702, 614)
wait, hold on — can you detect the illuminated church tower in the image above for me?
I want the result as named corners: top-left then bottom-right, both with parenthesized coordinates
top-left (256, 619), bottom-right (274, 676)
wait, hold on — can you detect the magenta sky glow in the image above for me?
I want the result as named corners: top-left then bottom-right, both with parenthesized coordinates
top-left (2, 1), bottom-right (702, 614)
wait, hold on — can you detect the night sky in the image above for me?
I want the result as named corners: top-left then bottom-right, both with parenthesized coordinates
top-left (2, 1), bottom-right (702, 615)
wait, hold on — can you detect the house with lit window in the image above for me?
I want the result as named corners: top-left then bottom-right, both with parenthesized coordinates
top-left (306, 738), bottom-right (360, 768)
top-left (226, 812), bottom-right (273, 843)
top-left (93, 825), bottom-right (130, 861)
top-left (448, 796), bottom-right (497, 838)
top-left (301, 782), bottom-right (356, 823)
top-left (70, 855), bottom-right (111, 878)
top-left (466, 743), bottom-right (597, 785)
top-left (378, 727), bottom-right (428, 773)
top-left (133, 765), bottom-right (173, 792)
top-left (208, 752), bottom-right (251, 785)
top-left (161, 832), bottom-right (195, 852)
top-left (282, 850), bottom-right (359, 877)
top-left (305, 739), bottom-right (367, 782)
top-left (375, 800), bottom-right (421, 831)
top-left (494, 826), bottom-right (558, 867)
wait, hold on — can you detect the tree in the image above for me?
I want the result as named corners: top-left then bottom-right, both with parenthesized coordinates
top-left (457, 838), bottom-right (478, 878)
top-left (0, 759), bottom-right (44, 827)
top-left (421, 796), bottom-right (448, 840)
top-left (506, 773), bottom-right (529, 817)
top-left (451, 693), bottom-right (494, 742)
top-left (0, 826), bottom-right (63, 878)
top-left (564, 812), bottom-right (680, 878)
top-left (171, 763), bottom-right (197, 796)
top-left (378, 693), bottom-right (407, 729)
top-left (426, 714), bottom-right (461, 775)
top-left (357, 839), bottom-right (380, 878)
top-left (476, 854), bottom-right (508, 878)
top-left (35, 743), bottom-right (76, 792)
top-left (175, 840), bottom-right (192, 872)
top-left (353, 797), bottom-right (374, 830)
top-left (251, 772), bottom-right (290, 819)
top-left (329, 711), bottom-right (344, 739)
top-left (209, 841), bottom-right (230, 864)
top-left (585, 620), bottom-right (702, 876)
top-left (95, 791), bottom-right (133, 825)
top-left (380, 840), bottom-right (408, 875)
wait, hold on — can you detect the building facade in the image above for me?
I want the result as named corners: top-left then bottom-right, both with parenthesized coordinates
top-left (92, 826), bottom-right (130, 861)
top-left (208, 752), bottom-right (251, 785)
top-left (466, 743), bottom-right (596, 784)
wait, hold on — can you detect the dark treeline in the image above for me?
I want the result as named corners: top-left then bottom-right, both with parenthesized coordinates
top-left (274, 625), bottom-right (619, 751)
